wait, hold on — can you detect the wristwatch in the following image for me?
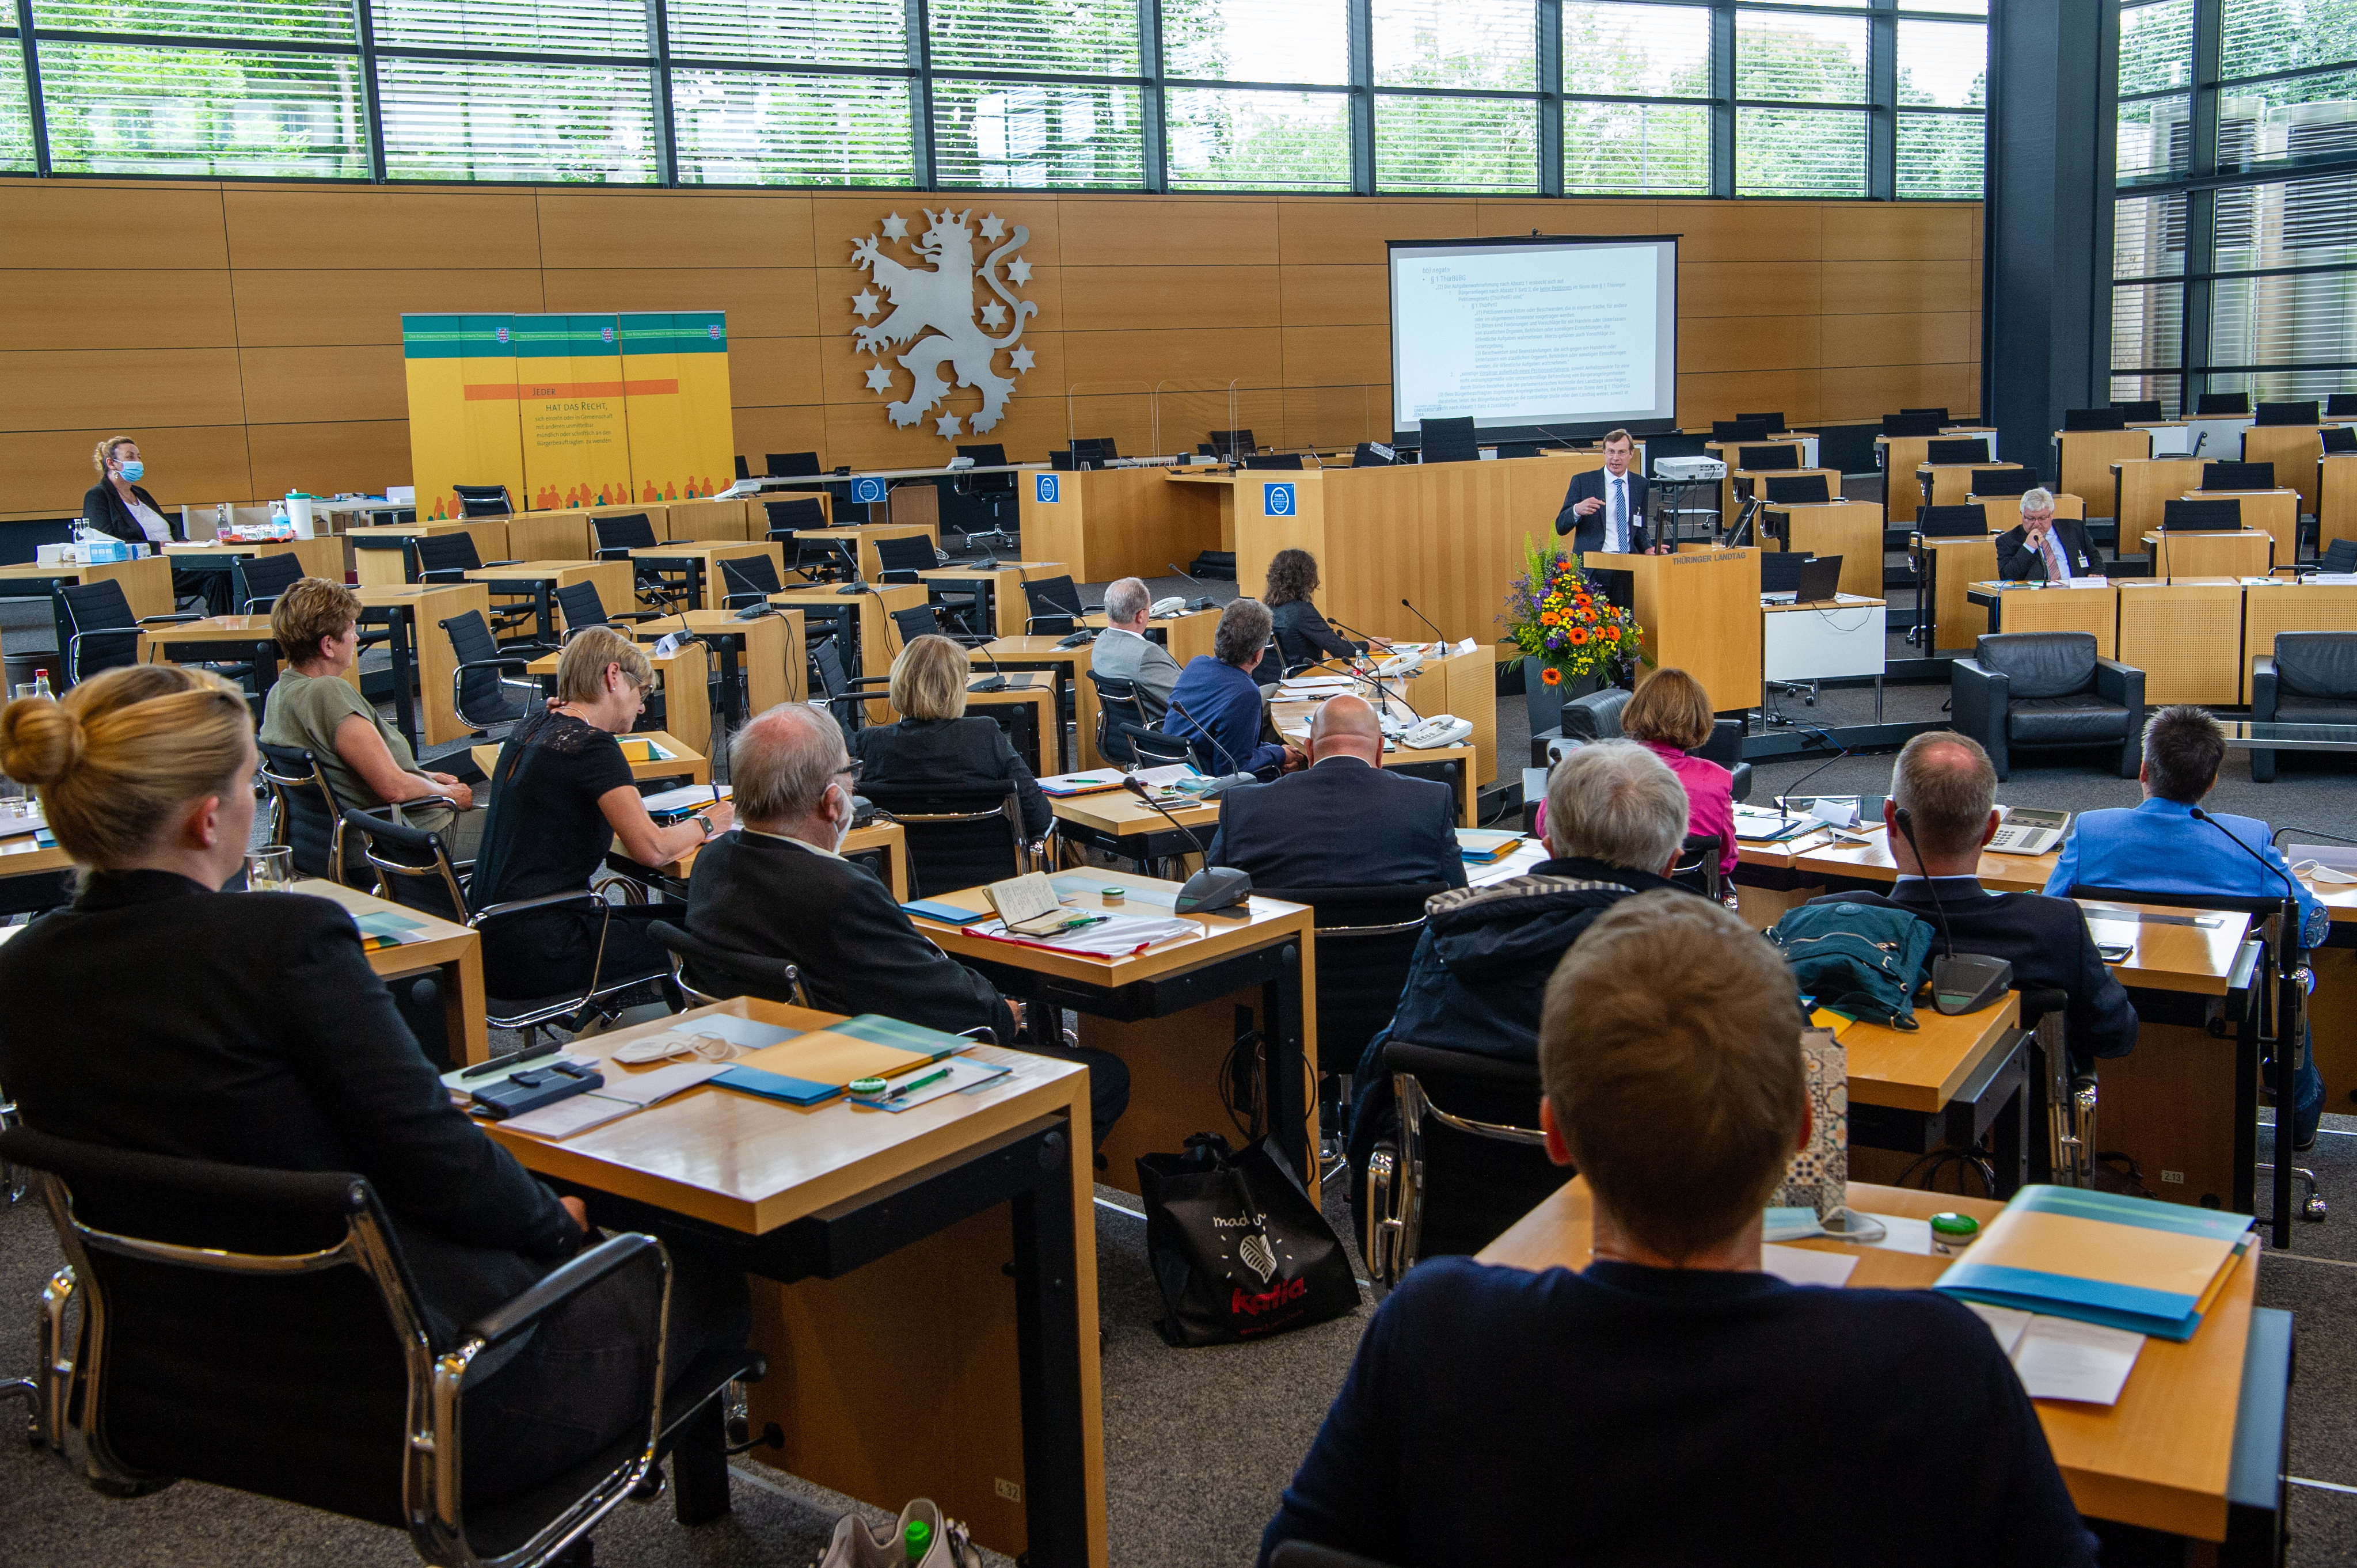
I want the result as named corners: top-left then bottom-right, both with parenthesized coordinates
top-left (693, 813), bottom-right (716, 840)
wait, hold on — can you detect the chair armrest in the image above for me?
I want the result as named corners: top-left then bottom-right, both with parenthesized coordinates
top-left (134, 612), bottom-right (207, 625)
top-left (596, 546), bottom-right (631, 562)
top-left (2252, 656), bottom-right (2279, 722)
top-left (486, 557), bottom-right (524, 568)
top-left (417, 568), bottom-right (467, 584)
top-left (451, 656), bottom-right (535, 676)
top-left (2092, 656), bottom-right (2143, 709)
top-left (471, 888), bottom-right (604, 926)
top-left (1951, 657), bottom-right (2006, 742)
top-left (464, 1233), bottom-right (663, 1352)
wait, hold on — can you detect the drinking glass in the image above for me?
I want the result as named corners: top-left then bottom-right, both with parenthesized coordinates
top-left (245, 846), bottom-right (295, 892)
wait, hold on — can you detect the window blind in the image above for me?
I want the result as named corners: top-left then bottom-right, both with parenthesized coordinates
top-left (1371, 0), bottom-right (1538, 90)
top-left (1164, 0), bottom-right (1349, 86)
top-left (1559, 3), bottom-right (1710, 100)
top-left (665, 0), bottom-right (909, 70)
top-left (670, 69), bottom-right (915, 185)
top-left (29, 1), bottom-right (357, 43)
top-left (37, 40), bottom-right (367, 175)
top-left (370, 0), bottom-right (649, 56)
top-left (926, 0), bottom-right (1141, 77)
top-left (376, 55), bottom-right (657, 180)
top-left (930, 77), bottom-right (1145, 186)
top-left (2222, 0), bottom-right (2357, 82)
top-left (1563, 100), bottom-right (1711, 193)
top-left (1736, 106), bottom-right (1867, 194)
top-left (2118, 0), bottom-right (2194, 97)
top-left (1737, 11), bottom-right (1867, 104)
top-left (1165, 86), bottom-right (1352, 189)
top-left (1374, 92), bottom-right (1538, 191)
top-left (0, 40), bottom-right (34, 171)
top-left (1896, 112), bottom-right (1982, 198)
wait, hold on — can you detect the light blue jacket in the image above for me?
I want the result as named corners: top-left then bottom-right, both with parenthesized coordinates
top-left (2043, 796), bottom-right (2328, 949)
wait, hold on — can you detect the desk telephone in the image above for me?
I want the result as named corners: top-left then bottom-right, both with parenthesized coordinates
top-left (1401, 714), bottom-right (1473, 749)
top-left (1149, 595), bottom-right (1189, 618)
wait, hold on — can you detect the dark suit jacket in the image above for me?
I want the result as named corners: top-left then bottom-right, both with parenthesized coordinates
top-left (0, 871), bottom-right (581, 1339)
top-left (1271, 599), bottom-right (1362, 669)
top-left (1995, 518), bottom-right (2102, 581)
top-left (81, 480), bottom-right (182, 547)
top-left (852, 714), bottom-right (1051, 837)
top-left (1807, 876), bottom-right (2140, 1069)
top-left (1553, 467), bottom-right (1652, 555)
top-left (685, 829), bottom-right (1006, 1038)
top-left (1208, 756), bottom-right (1468, 891)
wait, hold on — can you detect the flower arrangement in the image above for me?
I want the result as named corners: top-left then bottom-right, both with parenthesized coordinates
top-left (1500, 535), bottom-right (1640, 687)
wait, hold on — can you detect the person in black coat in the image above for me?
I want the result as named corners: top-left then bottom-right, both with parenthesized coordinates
top-left (1807, 732), bottom-right (2138, 1073)
top-left (851, 633), bottom-right (1051, 837)
top-left (688, 702), bottom-right (1129, 1147)
top-left (0, 663), bottom-right (743, 1503)
top-left (1208, 695), bottom-right (1465, 891)
top-left (82, 435), bottom-right (223, 612)
top-left (1552, 429), bottom-right (1657, 557)
top-left (1994, 487), bottom-right (2103, 581)
top-left (1264, 548), bottom-right (1368, 669)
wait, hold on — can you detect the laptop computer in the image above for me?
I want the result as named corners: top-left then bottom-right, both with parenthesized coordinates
top-left (1761, 554), bottom-right (1842, 603)
top-left (2164, 497), bottom-right (2242, 530)
top-left (1765, 474), bottom-right (1833, 504)
top-left (2202, 460), bottom-right (2274, 491)
top-left (1917, 505), bottom-right (1991, 538)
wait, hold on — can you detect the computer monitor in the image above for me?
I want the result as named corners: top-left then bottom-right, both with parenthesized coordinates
top-left (1738, 412), bottom-right (1787, 433)
top-left (1713, 418), bottom-right (1772, 443)
top-left (2164, 497), bottom-right (2242, 530)
top-left (1881, 412), bottom-right (1944, 437)
top-left (1737, 444), bottom-right (1800, 471)
top-left (1928, 437), bottom-right (1993, 465)
top-left (2196, 392), bottom-right (2252, 415)
top-left (1970, 467), bottom-right (2038, 496)
top-left (1419, 416), bottom-right (1480, 464)
top-left (2202, 461), bottom-right (2274, 491)
top-left (1050, 450), bottom-right (1075, 471)
top-left (1764, 474), bottom-right (1832, 504)
top-left (1917, 505), bottom-right (1990, 538)
top-left (1759, 551), bottom-right (1809, 594)
top-left (2112, 399), bottom-right (2165, 421)
top-left (2062, 408), bottom-right (2127, 432)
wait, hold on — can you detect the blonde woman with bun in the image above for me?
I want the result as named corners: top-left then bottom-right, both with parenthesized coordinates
top-left (0, 663), bottom-right (747, 1500)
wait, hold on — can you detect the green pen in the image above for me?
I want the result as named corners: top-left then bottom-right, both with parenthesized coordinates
top-left (883, 1065), bottom-right (953, 1099)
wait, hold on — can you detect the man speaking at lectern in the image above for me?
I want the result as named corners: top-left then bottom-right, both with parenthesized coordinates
top-left (1554, 429), bottom-right (1661, 557)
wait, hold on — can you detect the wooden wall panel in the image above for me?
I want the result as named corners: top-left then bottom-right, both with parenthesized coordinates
top-left (0, 178), bottom-right (1981, 517)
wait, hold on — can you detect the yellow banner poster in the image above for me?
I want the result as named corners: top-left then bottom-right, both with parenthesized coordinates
top-left (618, 311), bottom-right (736, 504)
top-left (515, 314), bottom-right (634, 512)
top-left (400, 315), bottom-right (524, 523)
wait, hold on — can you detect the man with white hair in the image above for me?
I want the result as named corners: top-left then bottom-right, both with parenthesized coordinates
top-left (1344, 740), bottom-right (1706, 1176)
top-left (1089, 575), bottom-right (1183, 725)
top-left (1995, 486), bottom-right (2102, 581)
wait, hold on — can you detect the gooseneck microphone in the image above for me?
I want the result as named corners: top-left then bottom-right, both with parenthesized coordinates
top-left (1890, 806), bottom-right (2012, 1015)
top-left (1400, 598), bottom-right (1448, 643)
top-left (1122, 776), bottom-right (1251, 914)
top-left (1165, 562), bottom-right (1216, 612)
top-left (2191, 807), bottom-right (2309, 953)
top-left (1161, 694), bottom-right (1260, 794)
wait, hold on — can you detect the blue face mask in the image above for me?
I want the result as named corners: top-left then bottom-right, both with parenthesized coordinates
top-left (118, 460), bottom-right (145, 482)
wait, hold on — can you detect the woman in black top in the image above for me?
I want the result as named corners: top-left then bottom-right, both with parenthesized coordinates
top-left (469, 626), bottom-right (735, 999)
top-left (1264, 547), bottom-right (1378, 671)
top-left (0, 662), bottom-right (743, 1502)
top-left (851, 633), bottom-right (1051, 838)
top-left (82, 434), bottom-right (222, 612)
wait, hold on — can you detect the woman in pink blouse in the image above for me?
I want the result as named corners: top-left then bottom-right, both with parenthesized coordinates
top-left (1537, 668), bottom-right (1736, 878)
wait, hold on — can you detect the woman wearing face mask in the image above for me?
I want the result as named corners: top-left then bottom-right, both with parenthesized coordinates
top-left (467, 626), bottom-right (732, 1005)
top-left (83, 435), bottom-right (224, 613)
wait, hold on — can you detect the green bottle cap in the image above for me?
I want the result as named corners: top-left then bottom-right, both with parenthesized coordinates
top-left (904, 1518), bottom-right (932, 1561)
top-left (1929, 1212), bottom-right (1980, 1240)
top-left (850, 1077), bottom-right (889, 1096)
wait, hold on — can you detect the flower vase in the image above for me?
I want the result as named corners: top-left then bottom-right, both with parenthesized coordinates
top-left (1525, 664), bottom-right (1605, 739)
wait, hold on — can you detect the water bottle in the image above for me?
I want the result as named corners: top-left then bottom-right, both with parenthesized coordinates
top-left (33, 671), bottom-right (53, 701)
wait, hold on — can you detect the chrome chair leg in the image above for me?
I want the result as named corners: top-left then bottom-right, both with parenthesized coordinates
top-left (2257, 1162), bottom-right (2329, 1222)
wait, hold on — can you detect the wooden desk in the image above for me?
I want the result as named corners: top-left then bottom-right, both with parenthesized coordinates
top-left (522, 640), bottom-right (714, 759)
top-left (2112, 458), bottom-right (2208, 541)
top-left (0, 554), bottom-right (174, 625)
top-left (918, 561), bottom-right (1069, 639)
top-left (1079, 605), bottom-right (1220, 667)
top-left (1708, 442), bottom-right (1823, 523)
top-left (1589, 548), bottom-right (1763, 712)
top-left (629, 540), bottom-right (781, 612)
top-left (503, 511), bottom-right (598, 562)
top-left (2143, 528), bottom-right (2273, 579)
top-left (487, 996), bottom-right (1104, 1566)
top-left (2185, 486), bottom-right (2297, 565)
top-left (1478, 1178), bottom-right (2275, 1546)
top-left (1784, 823), bottom-right (2057, 893)
top-left (2055, 428), bottom-right (2153, 515)
top-left (908, 867), bottom-right (1318, 1195)
top-left (1915, 531), bottom-right (2001, 651)
top-left (2322, 451), bottom-right (2357, 550)
top-left (2240, 423), bottom-right (2325, 520)
top-left (471, 728), bottom-right (708, 787)
top-left (1875, 428), bottom-right (1996, 522)
top-left (972, 636), bottom-right (1094, 764)
top-left (347, 520), bottom-right (512, 589)
top-left (1733, 465), bottom-right (1842, 523)
top-left (1267, 697), bottom-right (1481, 825)
top-left (1917, 460), bottom-right (2020, 509)
top-left (458, 560), bottom-right (632, 641)
top-left (165, 536), bottom-right (343, 591)
top-left (0, 828), bottom-right (73, 882)
top-left (295, 876), bottom-right (490, 1068)
top-left (797, 524), bottom-right (936, 585)
top-left (1767, 500), bottom-right (1884, 597)
top-left (663, 496), bottom-right (754, 542)
top-left (1841, 992), bottom-right (2031, 1192)
top-left (134, 613), bottom-right (282, 697)
top-left (1014, 466), bottom-right (1227, 584)
top-left (634, 607), bottom-right (805, 732)
top-left (351, 583), bottom-right (493, 749)
top-left (2240, 577), bottom-right (2357, 701)
top-left (610, 820), bottom-right (910, 905)
top-left (1394, 643), bottom-right (1499, 787)
top-left (1964, 580), bottom-right (2119, 656)
top-left (1047, 786), bottom-right (1221, 871)
top-left (770, 583), bottom-right (928, 722)
top-left (969, 676), bottom-right (1061, 777)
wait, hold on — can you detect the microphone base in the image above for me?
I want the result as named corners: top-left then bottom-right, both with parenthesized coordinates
top-left (1176, 866), bottom-right (1252, 915)
top-left (969, 674), bottom-right (1008, 692)
top-left (1931, 954), bottom-right (2013, 1017)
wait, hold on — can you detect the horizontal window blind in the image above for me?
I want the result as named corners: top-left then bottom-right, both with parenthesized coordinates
top-left (1563, 99), bottom-right (1711, 192)
top-left (1898, 0), bottom-right (1984, 14)
top-left (2110, 372), bottom-right (2183, 416)
top-left (1736, 11), bottom-right (1868, 104)
top-left (0, 40), bottom-right (33, 171)
top-left (2207, 367), bottom-right (2356, 401)
top-left (665, 0), bottom-right (910, 70)
top-left (670, 70), bottom-right (915, 185)
top-left (37, 40), bottom-right (368, 174)
top-left (1736, 105), bottom-right (1867, 194)
top-left (1372, 0), bottom-right (1538, 90)
top-left (376, 55), bottom-right (657, 180)
top-left (930, 77), bottom-right (1145, 186)
top-left (2212, 271), bottom-right (2357, 365)
top-left (1896, 111), bottom-right (1982, 197)
top-left (1560, 2), bottom-right (1710, 99)
top-left (2118, 0), bottom-right (2194, 96)
top-left (1165, 0), bottom-right (1351, 86)
top-left (1165, 87), bottom-right (1352, 189)
top-left (370, 0), bottom-right (649, 56)
top-left (1896, 19), bottom-right (1984, 108)
top-left (2111, 280), bottom-right (2185, 370)
top-left (926, 0), bottom-right (1141, 77)
top-left (1374, 92), bottom-right (1538, 190)
top-left (2221, 0), bottom-right (2357, 82)
top-left (31, 1), bottom-right (358, 43)
top-left (2115, 192), bottom-right (2188, 277)
top-left (2116, 94), bottom-right (2191, 180)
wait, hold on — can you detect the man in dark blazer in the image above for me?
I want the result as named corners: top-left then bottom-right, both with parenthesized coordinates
top-left (1995, 487), bottom-right (2103, 581)
top-left (1552, 428), bottom-right (1657, 557)
top-left (1208, 695), bottom-right (1466, 890)
top-left (1808, 732), bottom-right (2137, 1073)
top-left (686, 703), bottom-right (1128, 1146)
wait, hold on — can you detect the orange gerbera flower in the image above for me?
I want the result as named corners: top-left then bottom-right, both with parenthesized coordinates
top-left (1538, 610), bottom-right (1560, 626)
top-left (1539, 665), bottom-right (1563, 685)
top-left (1569, 627), bottom-right (1590, 645)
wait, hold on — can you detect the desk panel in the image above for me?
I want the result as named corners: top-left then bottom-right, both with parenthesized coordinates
top-left (1019, 467), bottom-right (1225, 584)
top-left (2112, 458), bottom-right (2207, 541)
top-left (2240, 424), bottom-right (2324, 519)
top-left (2144, 529), bottom-right (2271, 580)
top-left (2056, 429), bottom-right (2150, 514)
top-left (2241, 580), bottom-right (2357, 702)
top-left (2117, 579), bottom-right (2245, 705)
top-left (1769, 500), bottom-right (1884, 597)
top-left (1970, 581), bottom-right (2118, 657)
top-left (2323, 452), bottom-right (2357, 550)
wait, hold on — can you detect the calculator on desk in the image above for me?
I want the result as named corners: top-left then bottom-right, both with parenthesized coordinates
top-left (1988, 807), bottom-right (2071, 855)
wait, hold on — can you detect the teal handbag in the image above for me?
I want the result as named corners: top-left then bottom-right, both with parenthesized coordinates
top-left (1768, 900), bottom-right (1935, 1028)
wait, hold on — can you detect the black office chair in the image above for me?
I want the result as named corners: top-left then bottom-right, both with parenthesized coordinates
top-left (554, 580), bottom-right (662, 638)
top-left (1669, 833), bottom-right (1725, 899)
top-left (415, 533), bottom-right (538, 641)
top-left (717, 553), bottom-right (786, 610)
top-left (2197, 392), bottom-right (2252, 416)
top-left (861, 786), bottom-right (1031, 899)
top-left (761, 497), bottom-right (842, 581)
top-left (438, 610), bottom-right (538, 735)
top-left (1127, 728), bottom-right (1195, 768)
top-left (56, 580), bottom-right (206, 685)
top-left (2303, 537), bottom-right (2357, 576)
top-left (338, 805), bottom-right (470, 922)
top-left (230, 551), bottom-right (305, 614)
top-left (2113, 399), bottom-right (2165, 421)
top-left (873, 532), bottom-right (940, 583)
top-left (1694, 717), bottom-right (1754, 803)
top-left (810, 638), bottom-right (889, 738)
top-left (2203, 461), bottom-right (2275, 492)
top-left (952, 443), bottom-right (1018, 551)
top-left (1739, 411), bottom-right (1788, 433)
top-left (1951, 631), bottom-right (2145, 781)
top-left (890, 603), bottom-right (942, 649)
top-left (1, 1125), bottom-right (762, 1565)
top-left (734, 455), bottom-right (750, 480)
top-left (451, 483), bottom-right (513, 517)
top-left (2256, 401), bottom-right (2320, 427)
top-left (257, 742), bottom-right (372, 882)
top-left (2250, 632), bottom-right (2357, 781)
top-left (1360, 1043), bottom-right (1569, 1292)
top-left (647, 920), bottom-right (809, 1010)
top-left (1208, 428), bottom-right (1257, 459)
top-left (1087, 670), bottom-right (1148, 766)
top-left (1021, 574), bottom-right (1086, 635)
top-left (1419, 416), bottom-right (1478, 464)
top-left (1714, 418), bottom-right (1772, 443)
top-left (2063, 407), bottom-right (2128, 432)
top-left (1349, 443), bottom-right (1395, 467)
top-left (593, 514), bottom-right (687, 611)
top-left (765, 451), bottom-right (822, 479)
top-left (1970, 467), bottom-right (2037, 497)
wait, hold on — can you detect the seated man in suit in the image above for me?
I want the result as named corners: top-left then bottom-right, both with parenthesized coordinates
top-left (2046, 704), bottom-right (2329, 1147)
top-left (1808, 732), bottom-right (2138, 1073)
top-left (1265, 893), bottom-right (2097, 1568)
top-left (1996, 487), bottom-right (2103, 581)
top-left (1345, 741), bottom-right (1699, 1179)
top-left (1161, 597), bottom-right (1301, 777)
top-left (1552, 428), bottom-right (1660, 557)
top-left (1207, 695), bottom-right (1465, 891)
top-left (685, 702), bottom-right (1128, 1147)
top-left (1089, 576), bottom-right (1182, 725)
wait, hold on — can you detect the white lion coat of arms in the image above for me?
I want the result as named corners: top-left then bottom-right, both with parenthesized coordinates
top-left (850, 208), bottom-right (1038, 441)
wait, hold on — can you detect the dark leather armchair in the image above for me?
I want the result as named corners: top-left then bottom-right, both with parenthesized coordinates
top-left (1952, 631), bottom-right (2144, 780)
top-left (2250, 631), bottom-right (2357, 781)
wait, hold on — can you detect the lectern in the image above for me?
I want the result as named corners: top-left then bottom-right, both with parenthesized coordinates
top-left (1587, 547), bottom-right (1763, 713)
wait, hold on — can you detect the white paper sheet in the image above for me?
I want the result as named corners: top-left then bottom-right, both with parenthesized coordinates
top-left (847, 1055), bottom-right (1012, 1112)
top-left (2010, 1315), bottom-right (2145, 1405)
top-left (1967, 1302), bottom-right (2035, 1357)
top-left (1761, 1244), bottom-right (1860, 1287)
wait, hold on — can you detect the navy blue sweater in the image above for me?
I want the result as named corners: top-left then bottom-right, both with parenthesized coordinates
top-left (1162, 654), bottom-right (1287, 775)
top-left (1261, 1255), bottom-right (2097, 1568)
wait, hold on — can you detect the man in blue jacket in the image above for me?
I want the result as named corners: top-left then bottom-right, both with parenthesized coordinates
top-left (1161, 596), bottom-right (1301, 778)
top-left (2044, 704), bottom-right (2328, 1146)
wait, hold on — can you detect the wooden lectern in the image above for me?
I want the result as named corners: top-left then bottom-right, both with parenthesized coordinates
top-left (1588, 547), bottom-right (1763, 713)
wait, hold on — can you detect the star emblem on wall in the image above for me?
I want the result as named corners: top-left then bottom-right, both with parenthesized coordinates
top-left (851, 289), bottom-right (879, 319)
top-left (979, 300), bottom-right (1008, 328)
top-left (1005, 257), bottom-right (1032, 286)
top-left (1009, 347), bottom-right (1036, 372)
top-left (936, 412), bottom-right (964, 437)
top-left (864, 364), bottom-right (894, 393)
top-left (978, 213), bottom-right (1006, 241)
top-left (880, 212), bottom-right (908, 239)
top-left (848, 207), bottom-right (1039, 444)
